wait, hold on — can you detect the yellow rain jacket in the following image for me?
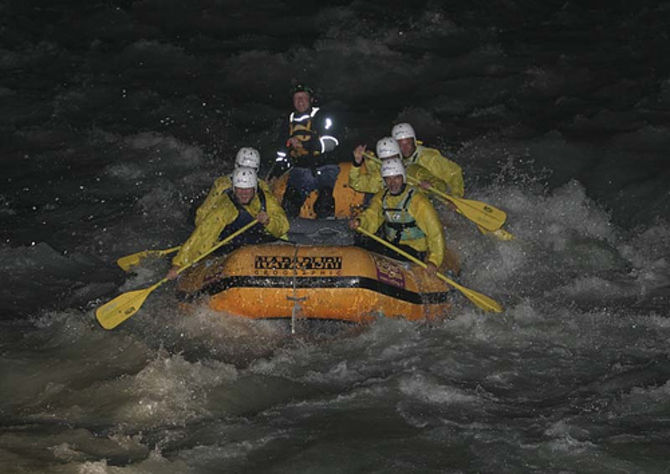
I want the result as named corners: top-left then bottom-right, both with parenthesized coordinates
top-left (195, 176), bottom-right (271, 226)
top-left (349, 158), bottom-right (447, 195)
top-left (357, 184), bottom-right (445, 267)
top-left (173, 188), bottom-right (289, 268)
top-left (405, 145), bottom-right (464, 197)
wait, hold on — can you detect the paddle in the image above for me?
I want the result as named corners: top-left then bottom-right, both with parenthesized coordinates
top-left (363, 152), bottom-right (507, 232)
top-left (96, 220), bottom-right (259, 330)
top-left (355, 226), bottom-right (503, 313)
top-left (117, 246), bottom-right (181, 272)
top-left (477, 225), bottom-right (515, 241)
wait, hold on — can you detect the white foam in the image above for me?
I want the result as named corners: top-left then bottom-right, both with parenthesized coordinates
top-left (112, 351), bottom-right (237, 428)
top-left (549, 275), bottom-right (636, 300)
top-left (75, 448), bottom-right (188, 474)
top-left (398, 373), bottom-right (479, 405)
top-left (123, 132), bottom-right (204, 168)
top-left (105, 162), bottom-right (144, 180)
top-left (612, 379), bottom-right (670, 415)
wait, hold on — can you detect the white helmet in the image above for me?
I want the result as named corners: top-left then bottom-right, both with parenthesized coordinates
top-left (232, 166), bottom-right (257, 189)
top-left (380, 157), bottom-right (406, 183)
top-left (376, 137), bottom-right (401, 159)
top-left (391, 123), bottom-right (416, 141)
top-left (235, 147), bottom-right (261, 170)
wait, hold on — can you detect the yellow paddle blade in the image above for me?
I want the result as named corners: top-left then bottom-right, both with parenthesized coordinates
top-left (356, 227), bottom-right (503, 313)
top-left (117, 251), bottom-right (151, 271)
top-left (117, 246), bottom-right (181, 271)
top-left (435, 274), bottom-right (503, 313)
top-left (426, 191), bottom-right (506, 231)
top-left (491, 228), bottom-right (514, 241)
top-left (476, 224), bottom-right (515, 241)
top-left (362, 151), bottom-right (507, 231)
top-left (98, 220), bottom-right (260, 330)
top-left (95, 280), bottom-right (164, 330)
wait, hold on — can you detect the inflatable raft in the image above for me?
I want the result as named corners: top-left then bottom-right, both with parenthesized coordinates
top-left (176, 243), bottom-right (455, 323)
top-left (175, 162), bottom-right (461, 323)
top-left (270, 161), bottom-right (366, 219)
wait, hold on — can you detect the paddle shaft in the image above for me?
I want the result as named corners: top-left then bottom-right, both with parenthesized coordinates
top-left (362, 152), bottom-right (506, 231)
top-left (117, 245), bottom-right (181, 271)
top-left (175, 219), bottom-right (259, 274)
top-left (355, 227), bottom-right (503, 313)
top-left (96, 219), bottom-right (259, 329)
top-left (419, 184), bottom-right (506, 231)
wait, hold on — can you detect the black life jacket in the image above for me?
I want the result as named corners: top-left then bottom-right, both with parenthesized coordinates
top-left (288, 107), bottom-right (320, 160)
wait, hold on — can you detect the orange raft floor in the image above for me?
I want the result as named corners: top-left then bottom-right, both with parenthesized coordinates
top-left (176, 243), bottom-right (455, 324)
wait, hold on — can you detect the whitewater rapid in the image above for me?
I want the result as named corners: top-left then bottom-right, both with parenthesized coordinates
top-left (2, 177), bottom-right (669, 472)
top-left (2, 0), bottom-right (670, 471)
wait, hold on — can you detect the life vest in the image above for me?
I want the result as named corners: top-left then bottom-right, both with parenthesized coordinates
top-left (220, 188), bottom-right (274, 249)
top-left (288, 108), bottom-right (320, 158)
top-left (382, 187), bottom-right (426, 244)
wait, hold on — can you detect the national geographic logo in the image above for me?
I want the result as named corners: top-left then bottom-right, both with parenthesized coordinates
top-left (255, 255), bottom-right (342, 271)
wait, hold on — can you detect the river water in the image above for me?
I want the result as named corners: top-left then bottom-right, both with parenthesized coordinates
top-left (1, 1), bottom-right (669, 472)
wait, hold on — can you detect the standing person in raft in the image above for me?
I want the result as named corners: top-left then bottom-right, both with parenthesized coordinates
top-left (271, 83), bottom-right (340, 218)
top-left (166, 167), bottom-right (289, 280)
top-left (349, 158), bottom-right (446, 276)
top-left (391, 122), bottom-right (464, 198)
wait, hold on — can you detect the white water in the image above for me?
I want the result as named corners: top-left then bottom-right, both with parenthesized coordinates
top-left (1, 1), bottom-right (669, 472)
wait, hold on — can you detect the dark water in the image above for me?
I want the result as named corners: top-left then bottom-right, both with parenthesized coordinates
top-left (1, 1), bottom-right (670, 472)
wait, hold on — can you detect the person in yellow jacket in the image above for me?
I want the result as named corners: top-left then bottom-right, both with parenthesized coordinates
top-left (349, 157), bottom-right (445, 275)
top-left (391, 123), bottom-right (464, 198)
top-left (349, 137), bottom-right (448, 195)
top-left (195, 147), bottom-right (272, 226)
top-left (166, 167), bottom-right (289, 280)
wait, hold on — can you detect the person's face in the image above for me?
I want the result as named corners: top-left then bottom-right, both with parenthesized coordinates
top-left (293, 92), bottom-right (311, 113)
top-left (396, 137), bottom-right (415, 158)
top-left (234, 186), bottom-right (255, 205)
top-left (384, 175), bottom-right (404, 195)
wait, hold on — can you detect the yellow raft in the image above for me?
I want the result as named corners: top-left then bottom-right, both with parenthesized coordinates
top-left (175, 161), bottom-right (459, 323)
top-left (270, 161), bottom-right (366, 219)
top-left (176, 243), bottom-right (455, 323)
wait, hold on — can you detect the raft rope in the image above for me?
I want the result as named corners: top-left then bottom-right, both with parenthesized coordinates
top-left (287, 243), bottom-right (307, 334)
